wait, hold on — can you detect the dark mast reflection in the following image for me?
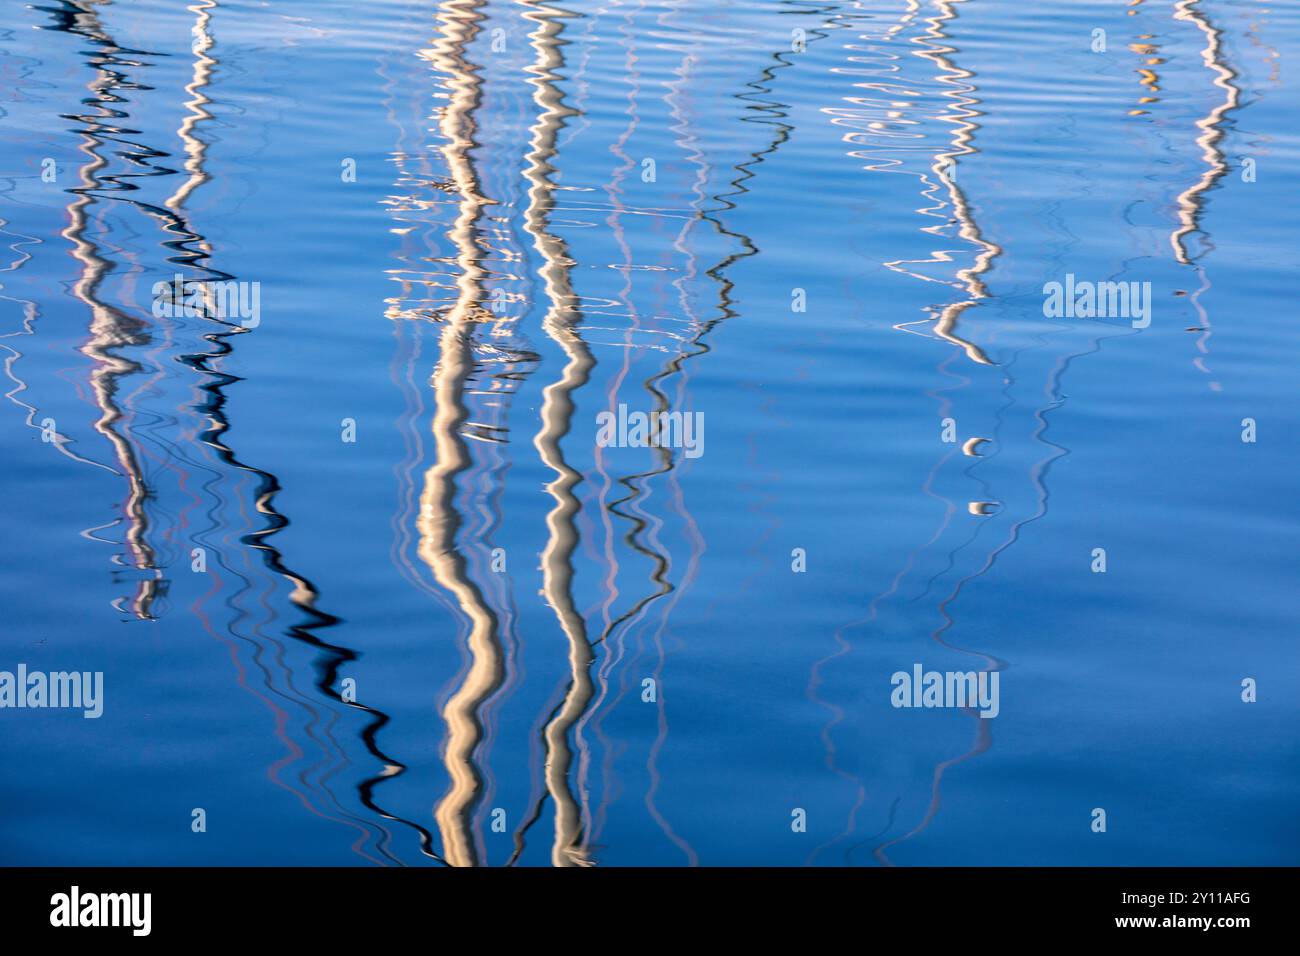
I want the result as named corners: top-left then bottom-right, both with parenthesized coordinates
top-left (45, 0), bottom-right (419, 864)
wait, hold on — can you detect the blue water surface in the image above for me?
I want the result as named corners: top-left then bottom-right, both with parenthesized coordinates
top-left (0, 0), bottom-right (1296, 866)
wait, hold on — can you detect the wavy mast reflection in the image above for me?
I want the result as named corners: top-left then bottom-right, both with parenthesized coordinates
top-left (1171, 0), bottom-right (1243, 392)
top-left (799, 0), bottom-right (1003, 864)
top-left (1171, 0), bottom-right (1241, 265)
top-left (911, 0), bottom-right (1000, 365)
top-left (867, 0), bottom-right (1207, 865)
top-left (586, 0), bottom-right (847, 864)
top-left (579, 0), bottom-right (702, 865)
top-left (163, 0), bottom-right (409, 864)
top-left (45, 0), bottom-right (400, 863)
top-left (517, 0), bottom-right (597, 868)
top-left (56, 0), bottom-right (163, 620)
top-left (409, 0), bottom-right (507, 868)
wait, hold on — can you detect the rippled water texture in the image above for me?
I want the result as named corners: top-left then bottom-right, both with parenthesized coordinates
top-left (1, 0), bottom-right (1296, 866)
